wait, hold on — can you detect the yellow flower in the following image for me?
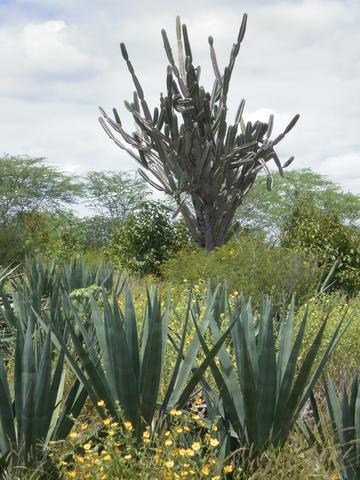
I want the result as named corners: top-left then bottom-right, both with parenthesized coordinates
top-left (124, 454), bottom-right (132, 460)
top-left (192, 414), bottom-right (200, 421)
top-left (124, 421), bottom-right (133, 431)
top-left (164, 439), bottom-right (173, 446)
top-left (111, 421), bottom-right (119, 427)
top-left (198, 420), bottom-right (205, 427)
top-left (183, 425), bottom-right (190, 432)
top-left (212, 476), bottom-right (221, 480)
top-left (103, 418), bottom-right (111, 426)
top-left (209, 438), bottom-right (219, 447)
top-left (103, 454), bottom-right (111, 462)
top-left (143, 438), bottom-right (150, 444)
top-left (165, 460), bottom-right (174, 468)
top-left (176, 426), bottom-right (183, 433)
top-left (97, 400), bottom-right (105, 407)
top-left (67, 472), bottom-right (76, 478)
top-left (74, 455), bottom-right (84, 463)
top-left (330, 475), bottom-right (341, 480)
top-left (170, 408), bottom-right (182, 416)
top-left (191, 441), bottom-right (201, 452)
top-left (186, 448), bottom-right (194, 456)
top-left (108, 429), bottom-right (115, 437)
top-left (211, 425), bottom-right (218, 431)
top-left (80, 423), bottom-right (88, 430)
top-left (93, 458), bottom-right (100, 465)
top-left (201, 465), bottom-right (210, 475)
top-left (165, 430), bottom-right (171, 437)
top-left (69, 432), bottom-right (78, 439)
top-left (143, 431), bottom-right (150, 439)
top-left (223, 464), bottom-right (233, 473)
top-left (179, 448), bottom-right (187, 456)
top-left (100, 475), bottom-right (107, 480)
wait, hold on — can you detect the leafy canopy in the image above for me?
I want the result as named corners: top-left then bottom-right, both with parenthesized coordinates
top-left (0, 155), bottom-right (82, 226)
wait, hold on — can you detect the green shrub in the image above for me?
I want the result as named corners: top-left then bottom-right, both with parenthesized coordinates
top-left (297, 293), bottom-right (360, 375)
top-left (282, 203), bottom-right (360, 296)
top-left (0, 225), bottom-right (26, 265)
top-left (162, 233), bottom-right (320, 307)
top-left (105, 202), bottom-right (192, 276)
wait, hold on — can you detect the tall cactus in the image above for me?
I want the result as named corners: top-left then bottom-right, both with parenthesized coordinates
top-left (99, 14), bottom-right (299, 250)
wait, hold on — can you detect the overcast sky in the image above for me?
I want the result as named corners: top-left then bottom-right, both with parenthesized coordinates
top-left (1, 0), bottom-right (359, 195)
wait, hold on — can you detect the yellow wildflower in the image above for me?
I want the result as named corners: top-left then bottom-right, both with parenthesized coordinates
top-left (124, 421), bottom-right (133, 431)
top-left (165, 460), bottom-right (174, 468)
top-left (103, 454), bottom-right (111, 462)
top-left (186, 448), bottom-right (194, 456)
top-left (191, 441), bottom-right (201, 452)
top-left (201, 465), bottom-right (210, 475)
top-left (103, 418), bottom-right (111, 426)
top-left (69, 432), bottom-right (78, 439)
top-left (164, 439), bottom-right (173, 446)
top-left (97, 400), bottom-right (105, 407)
top-left (209, 438), bottom-right (219, 447)
top-left (124, 454), bottom-right (132, 460)
top-left (143, 431), bottom-right (150, 439)
top-left (223, 464), bottom-right (233, 473)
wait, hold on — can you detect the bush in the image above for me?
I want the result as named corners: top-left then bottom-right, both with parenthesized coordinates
top-left (105, 202), bottom-right (192, 276)
top-left (0, 225), bottom-right (26, 265)
top-left (297, 293), bottom-right (360, 375)
top-left (282, 202), bottom-right (360, 296)
top-left (162, 232), bottom-right (320, 308)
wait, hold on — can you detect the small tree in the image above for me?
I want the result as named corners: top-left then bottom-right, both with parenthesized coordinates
top-left (0, 155), bottom-right (82, 226)
top-left (105, 202), bottom-right (192, 276)
top-left (84, 170), bottom-right (151, 221)
top-left (99, 14), bottom-right (299, 250)
top-left (237, 169), bottom-right (360, 237)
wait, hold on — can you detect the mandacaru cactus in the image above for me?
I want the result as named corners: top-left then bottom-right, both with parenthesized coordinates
top-left (99, 14), bottom-right (299, 250)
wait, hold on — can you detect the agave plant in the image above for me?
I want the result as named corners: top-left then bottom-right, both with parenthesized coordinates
top-left (301, 373), bottom-right (360, 480)
top-left (47, 283), bottom-right (234, 441)
top-left (99, 14), bottom-right (299, 250)
top-left (0, 319), bottom-right (86, 468)
top-left (195, 291), bottom-right (349, 456)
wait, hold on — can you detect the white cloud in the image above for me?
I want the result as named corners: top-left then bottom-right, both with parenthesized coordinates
top-left (0, 0), bottom-right (359, 197)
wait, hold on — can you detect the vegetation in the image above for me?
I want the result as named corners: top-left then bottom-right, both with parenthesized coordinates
top-left (283, 202), bottom-right (360, 295)
top-left (237, 169), bottom-right (360, 238)
top-left (0, 11), bottom-right (359, 480)
top-left (105, 202), bottom-right (192, 276)
top-left (162, 233), bottom-right (320, 308)
top-left (99, 15), bottom-right (299, 250)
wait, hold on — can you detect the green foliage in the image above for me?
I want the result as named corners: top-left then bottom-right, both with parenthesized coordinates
top-left (237, 169), bottom-right (360, 237)
top-left (100, 15), bottom-right (299, 250)
top-left (296, 294), bottom-right (360, 374)
top-left (105, 202), bottom-right (192, 276)
top-left (162, 233), bottom-right (320, 307)
top-left (0, 319), bottom-right (86, 469)
top-left (282, 203), bottom-right (360, 296)
top-left (84, 170), bottom-right (151, 221)
top-left (301, 373), bottom-right (360, 480)
top-left (48, 282), bottom-right (232, 442)
top-left (0, 155), bottom-right (82, 227)
top-left (195, 290), bottom-right (347, 458)
top-left (22, 211), bottom-right (85, 261)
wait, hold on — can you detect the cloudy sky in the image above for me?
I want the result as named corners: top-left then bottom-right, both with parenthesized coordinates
top-left (1, 0), bottom-right (359, 195)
